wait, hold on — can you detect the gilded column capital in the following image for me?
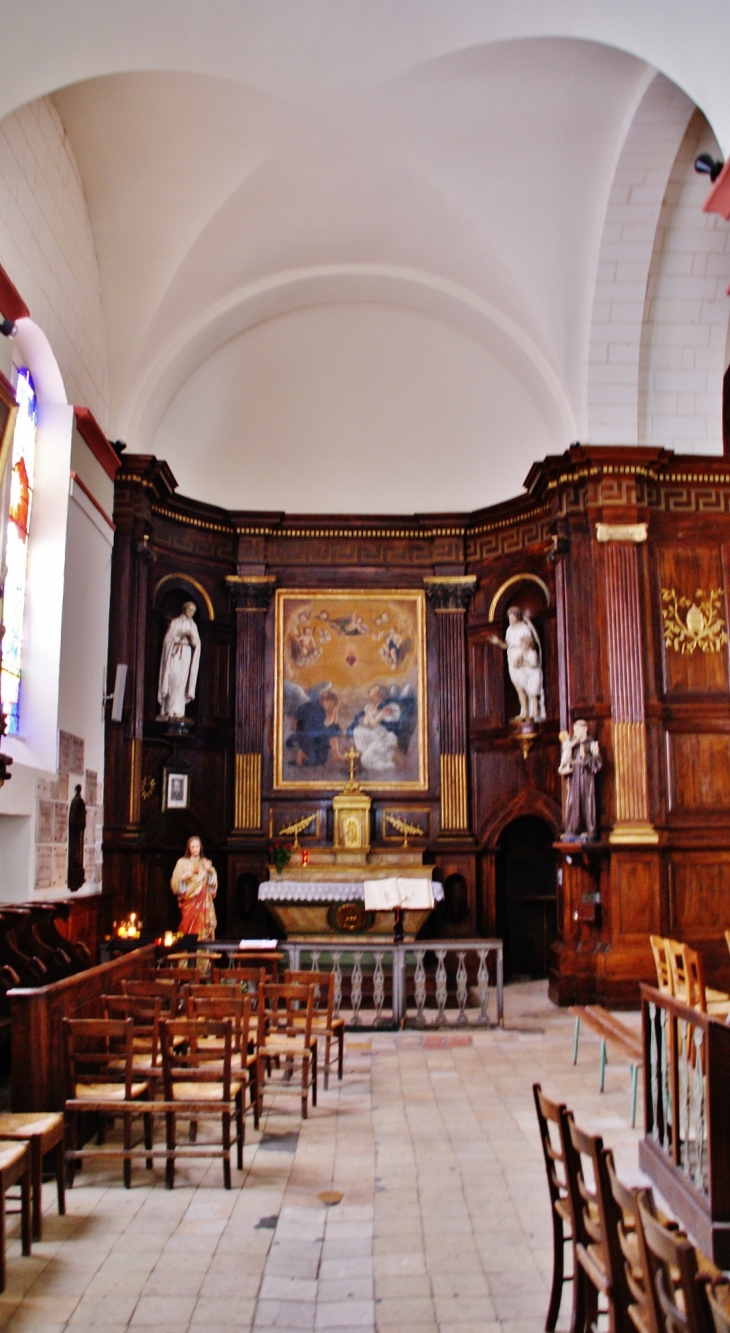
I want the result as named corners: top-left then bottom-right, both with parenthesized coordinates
top-left (226, 574), bottom-right (276, 611)
top-left (423, 575), bottom-right (477, 612)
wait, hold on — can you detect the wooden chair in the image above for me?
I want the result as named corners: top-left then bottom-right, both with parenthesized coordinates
top-left (707, 1278), bottom-right (730, 1333)
top-left (533, 1084), bottom-right (573, 1332)
top-left (0, 1142), bottom-right (31, 1292)
top-left (160, 952), bottom-right (218, 976)
top-left (256, 983), bottom-right (316, 1119)
top-left (649, 937), bottom-right (673, 994)
top-left (122, 977), bottom-right (181, 1012)
top-left (156, 967), bottom-right (208, 987)
top-left (562, 1111), bottom-right (631, 1333)
top-left (637, 1195), bottom-right (713, 1333)
top-left (230, 952), bottom-right (282, 980)
top-left (286, 970), bottom-right (344, 1089)
top-left (62, 1017), bottom-right (152, 1189)
top-left (102, 995), bottom-right (163, 1087)
top-left (0, 1112), bottom-right (65, 1241)
top-left (212, 966), bottom-right (266, 991)
top-left (605, 1157), bottom-right (658, 1333)
top-left (681, 943), bottom-right (730, 1018)
top-left (159, 1017), bottom-right (244, 1189)
top-left (187, 994), bottom-right (259, 1130)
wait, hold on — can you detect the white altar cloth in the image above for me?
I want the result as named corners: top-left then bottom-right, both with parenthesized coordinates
top-left (259, 881), bottom-right (366, 902)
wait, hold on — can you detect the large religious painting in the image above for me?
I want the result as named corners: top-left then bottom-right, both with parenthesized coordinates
top-left (274, 590), bottom-right (428, 791)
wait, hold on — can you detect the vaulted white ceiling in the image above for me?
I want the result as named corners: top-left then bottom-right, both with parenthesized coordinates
top-left (4, 2), bottom-right (730, 512)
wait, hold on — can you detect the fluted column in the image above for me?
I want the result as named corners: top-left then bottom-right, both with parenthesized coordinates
top-left (226, 575), bottom-right (276, 832)
top-left (424, 576), bottom-right (476, 834)
top-left (602, 537), bottom-right (658, 844)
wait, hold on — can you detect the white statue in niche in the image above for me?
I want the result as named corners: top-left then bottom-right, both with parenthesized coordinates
top-left (489, 606), bottom-right (546, 723)
top-left (157, 601), bottom-right (201, 722)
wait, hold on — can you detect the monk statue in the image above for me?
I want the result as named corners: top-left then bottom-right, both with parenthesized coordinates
top-left (158, 601), bottom-right (201, 722)
top-left (559, 719), bottom-right (602, 842)
top-left (170, 836), bottom-right (218, 939)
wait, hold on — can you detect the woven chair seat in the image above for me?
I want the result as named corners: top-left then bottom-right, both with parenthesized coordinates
top-left (72, 1082), bottom-right (149, 1101)
top-left (169, 1080), bottom-right (243, 1102)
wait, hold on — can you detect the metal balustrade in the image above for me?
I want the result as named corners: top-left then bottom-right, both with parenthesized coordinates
top-left (279, 937), bottom-right (503, 1029)
top-left (639, 984), bottom-right (730, 1268)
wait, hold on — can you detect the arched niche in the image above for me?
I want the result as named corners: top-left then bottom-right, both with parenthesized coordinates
top-left (488, 573), bottom-right (555, 727)
top-left (147, 574), bottom-right (215, 728)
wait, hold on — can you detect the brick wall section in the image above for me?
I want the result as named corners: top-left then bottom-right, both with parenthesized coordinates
top-left (638, 110), bottom-right (730, 455)
top-left (587, 73), bottom-right (694, 445)
top-left (0, 96), bottom-right (108, 427)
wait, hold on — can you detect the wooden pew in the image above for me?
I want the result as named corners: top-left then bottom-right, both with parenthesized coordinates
top-left (9, 943), bottom-right (157, 1112)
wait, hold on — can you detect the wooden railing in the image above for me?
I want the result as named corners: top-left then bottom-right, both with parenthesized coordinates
top-left (639, 983), bottom-right (730, 1268)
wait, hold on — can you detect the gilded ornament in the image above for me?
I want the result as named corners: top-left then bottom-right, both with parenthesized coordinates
top-left (660, 587), bottom-right (729, 655)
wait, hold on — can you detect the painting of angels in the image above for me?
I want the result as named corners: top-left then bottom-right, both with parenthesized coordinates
top-left (274, 590), bottom-right (427, 790)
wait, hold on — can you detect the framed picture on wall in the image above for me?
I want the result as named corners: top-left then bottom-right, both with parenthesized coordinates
top-left (162, 767), bottom-right (190, 811)
top-left (274, 589), bottom-right (428, 791)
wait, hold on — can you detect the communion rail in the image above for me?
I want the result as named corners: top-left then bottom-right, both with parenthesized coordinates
top-left (280, 937), bottom-right (503, 1029)
top-left (638, 983), bottom-right (730, 1268)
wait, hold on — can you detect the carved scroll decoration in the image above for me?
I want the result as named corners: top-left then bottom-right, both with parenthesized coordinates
top-left (661, 587), bottom-right (728, 654)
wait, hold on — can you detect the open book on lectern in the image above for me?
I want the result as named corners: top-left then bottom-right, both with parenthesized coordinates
top-left (363, 878), bottom-right (434, 911)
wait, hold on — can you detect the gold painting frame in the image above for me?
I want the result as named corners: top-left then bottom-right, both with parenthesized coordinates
top-left (274, 589), bottom-right (428, 791)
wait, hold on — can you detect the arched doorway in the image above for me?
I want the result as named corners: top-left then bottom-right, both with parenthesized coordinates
top-left (495, 816), bottom-right (556, 980)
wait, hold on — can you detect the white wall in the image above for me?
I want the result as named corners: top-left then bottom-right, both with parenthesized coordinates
top-left (0, 96), bottom-right (108, 428)
top-left (59, 475), bottom-right (113, 783)
top-left (638, 112), bottom-right (730, 453)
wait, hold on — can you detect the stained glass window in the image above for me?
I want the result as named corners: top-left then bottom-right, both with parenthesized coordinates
top-left (1, 367), bottom-right (37, 735)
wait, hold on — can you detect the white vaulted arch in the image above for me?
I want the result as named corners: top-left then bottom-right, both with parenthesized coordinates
top-left (586, 72), bottom-right (695, 444)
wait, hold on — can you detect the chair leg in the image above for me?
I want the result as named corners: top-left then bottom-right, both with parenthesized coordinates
top-left (30, 1139), bottom-right (42, 1243)
top-left (55, 1136), bottom-right (66, 1218)
top-left (66, 1113), bottom-right (77, 1188)
top-left (311, 1042), bottom-right (317, 1108)
top-left (122, 1114), bottom-right (132, 1190)
top-left (0, 1180), bottom-right (6, 1294)
top-left (144, 1110), bottom-right (154, 1170)
top-left (236, 1092), bottom-right (244, 1171)
top-left (572, 1015), bottom-right (580, 1065)
top-left (599, 1039), bottom-right (606, 1093)
top-left (165, 1113), bottom-right (176, 1190)
top-left (324, 1034), bottom-right (332, 1091)
top-left (301, 1056), bottom-right (309, 1119)
top-left (20, 1162), bottom-right (31, 1258)
top-left (257, 1056), bottom-right (265, 1119)
top-left (582, 1273), bottom-right (598, 1333)
top-left (251, 1065), bottom-right (260, 1130)
top-left (569, 1252), bottom-right (586, 1333)
top-left (337, 1027), bottom-right (344, 1081)
top-left (222, 1112), bottom-right (231, 1189)
top-left (545, 1212), bottom-right (565, 1332)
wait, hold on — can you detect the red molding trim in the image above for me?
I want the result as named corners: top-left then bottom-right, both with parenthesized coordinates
top-left (73, 407), bottom-right (120, 481)
top-left (69, 471), bottom-right (115, 531)
top-left (0, 263), bottom-right (30, 321)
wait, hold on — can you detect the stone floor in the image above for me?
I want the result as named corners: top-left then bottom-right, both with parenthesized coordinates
top-left (0, 982), bottom-right (647, 1333)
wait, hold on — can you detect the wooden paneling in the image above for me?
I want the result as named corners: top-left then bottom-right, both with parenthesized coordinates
top-left (656, 545), bottom-right (729, 695)
top-left (104, 447), bottom-right (730, 1004)
top-left (670, 855), bottom-right (730, 935)
top-left (668, 733), bottom-right (730, 810)
top-left (612, 852), bottom-right (660, 940)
